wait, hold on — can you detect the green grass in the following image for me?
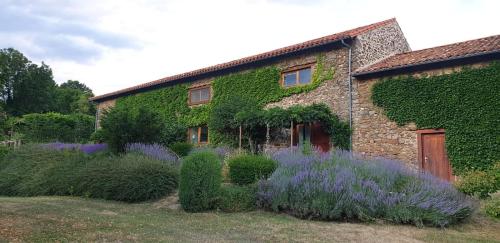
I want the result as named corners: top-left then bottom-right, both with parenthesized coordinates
top-left (1, 196), bottom-right (499, 242)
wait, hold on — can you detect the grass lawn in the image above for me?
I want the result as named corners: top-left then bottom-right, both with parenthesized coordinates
top-left (0, 196), bottom-right (499, 242)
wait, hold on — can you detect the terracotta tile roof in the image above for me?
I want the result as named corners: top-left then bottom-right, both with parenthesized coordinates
top-left (354, 34), bottom-right (500, 76)
top-left (91, 18), bottom-right (397, 101)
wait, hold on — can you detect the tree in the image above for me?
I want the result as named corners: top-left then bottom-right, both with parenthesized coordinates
top-left (54, 80), bottom-right (95, 115)
top-left (100, 105), bottom-right (165, 153)
top-left (0, 48), bottom-right (58, 116)
top-left (60, 80), bottom-right (93, 95)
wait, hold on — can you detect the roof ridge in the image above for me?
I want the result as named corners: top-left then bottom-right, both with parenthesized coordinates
top-left (354, 34), bottom-right (500, 76)
top-left (91, 18), bottom-right (397, 101)
top-left (397, 34), bottom-right (500, 56)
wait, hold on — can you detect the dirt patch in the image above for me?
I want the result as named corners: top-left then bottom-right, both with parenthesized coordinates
top-left (98, 210), bottom-right (118, 216)
top-left (0, 216), bottom-right (32, 242)
top-left (153, 191), bottom-right (181, 210)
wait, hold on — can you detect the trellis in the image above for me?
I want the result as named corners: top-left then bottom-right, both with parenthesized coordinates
top-left (234, 103), bottom-right (351, 150)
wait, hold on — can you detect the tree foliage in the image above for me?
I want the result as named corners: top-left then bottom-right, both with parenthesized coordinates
top-left (15, 112), bottom-right (94, 143)
top-left (0, 48), bottom-right (95, 117)
top-left (100, 105), bottom-right (165, 153)
top-left (54, 80), bottom-right (95, 115)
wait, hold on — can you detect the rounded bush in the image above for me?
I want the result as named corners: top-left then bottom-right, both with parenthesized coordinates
top-left (484, 197), bottom-right (500, 219)
top-left (90, 129), bottom-right (105, 143)
top-left (76, 153), bottom-right (178, 202)
top-left (456, 170), bottom-right (499, 199)
top-left (228, 155), bottom-right (276, 185)
top-left (218, 184), bottom-right (256, 212)
top-left (0, 145), bottom-right (178, 202)
top-left (169, 142), bottom-right (193, 157)
top-left (179, 151), bottom-right (221, 212)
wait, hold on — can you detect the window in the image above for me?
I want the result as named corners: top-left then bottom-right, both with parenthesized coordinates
top-left (188, 126), bottom-right (209, 144)
top-left (282, 67), bottom-right (312, 87)
top-left (297, 124), bottom-right (311, 145)
top-left (189, 86), bottom-right (211, 105)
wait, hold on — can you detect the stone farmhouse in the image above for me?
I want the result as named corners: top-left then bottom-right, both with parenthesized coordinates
top-left (90, 18), bottom-right (500, 181)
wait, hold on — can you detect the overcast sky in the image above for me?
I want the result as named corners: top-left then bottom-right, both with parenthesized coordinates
top-left (1, 0), bottom-right (498, 95)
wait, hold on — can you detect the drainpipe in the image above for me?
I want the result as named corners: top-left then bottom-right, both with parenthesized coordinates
top-left (94, 102), bottom-right (99, 131)
top-left (340, 39), bottom-right (353, 150)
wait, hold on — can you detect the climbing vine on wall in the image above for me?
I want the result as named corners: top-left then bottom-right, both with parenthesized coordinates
top-left (371, 62), bottom-right (500, 174)
top-left (211, 54), bottom-right (334, 107)
top-left (114, 54), bottom-right (345, 147)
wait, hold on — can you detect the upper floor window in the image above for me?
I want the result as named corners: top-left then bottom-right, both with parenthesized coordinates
top-left (189, 86), bottom-right (211, 105)
top-left (282, 67), bottom-right (312, 87)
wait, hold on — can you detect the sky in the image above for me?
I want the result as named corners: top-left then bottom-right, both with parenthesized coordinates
top-left (1, 0), bottom-right (499, 96)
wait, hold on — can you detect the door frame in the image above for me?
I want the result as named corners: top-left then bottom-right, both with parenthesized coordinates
top-left (416, 129), bottom-right (453, 181)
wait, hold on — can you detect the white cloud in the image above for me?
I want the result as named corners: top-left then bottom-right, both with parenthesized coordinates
top-left (1, 0), bottom-right (498, 95)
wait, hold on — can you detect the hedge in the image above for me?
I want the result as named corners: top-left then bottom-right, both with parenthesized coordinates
top-left (0, 145), bottom-right (178, 202)
top-left (15, 112), bottom-right (94, 143)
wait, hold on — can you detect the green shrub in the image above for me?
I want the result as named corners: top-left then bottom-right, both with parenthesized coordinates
top-left (15, 113), bottom-right (94, 143)
top-left (228, 154), bottom-right (276, 185)
top-left (76, 153), bottom-right (178, 202)
top-left (484, 197), bottom-right (500, 219)
top-left (218, 184), bottom-right (256, 212)
top-left (0, 146), bottom-right (10, 160)
top-left (90, 129), bottom-right (105, 143)
top-left (456, 170), bottom-right (499, 199)
top-left (0, 145), bottom-right (178, 202)
top-left (0, 145), bottom-right (87, 196)
top-left (179, 151), bottom-right (222, 212)
top-left (169, 142), bottom-right (193, 157)
top-left (100, 105), bottom-right (165, 153)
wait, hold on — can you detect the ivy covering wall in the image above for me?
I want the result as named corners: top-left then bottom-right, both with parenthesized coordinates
top-left (114, 54), bottom-right (349, 148)
top-left (371, 62), bottom-right (500, 174)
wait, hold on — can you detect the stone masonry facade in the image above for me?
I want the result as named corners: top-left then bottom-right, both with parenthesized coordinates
top-left (351, 62), bottom-right (492, 167)
top-left (267, 20), bottom-right (410, 122)
top-left (95, 99), bottom-right (116, 128)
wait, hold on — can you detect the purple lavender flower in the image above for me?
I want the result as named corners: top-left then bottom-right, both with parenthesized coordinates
top-left (80, 144), bottom-right (108, 154)
top-left (257, 148), bottom-right (476, 227)
top-left (42, 142), bottom-right (108, 154)
top-left (126, 143), bottom-right (180, 166)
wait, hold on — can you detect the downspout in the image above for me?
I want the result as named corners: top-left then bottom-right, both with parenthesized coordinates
top-left (340, 39), bottom-right (353, 150)
top-left (94, 102), bottom-right (99, 132)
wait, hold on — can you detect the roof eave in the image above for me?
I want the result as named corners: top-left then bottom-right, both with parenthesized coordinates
top-left (353, 50), bottom-right (500, 80)
top-left (90, 36), bottom-right (353, 103)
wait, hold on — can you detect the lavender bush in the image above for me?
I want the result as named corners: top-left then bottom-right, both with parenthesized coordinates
top-left (42, 142), bottom-right (108, 154)
top-left (257, 148), bottom-right (475, 227)
top-left (126, 143), bottom-right (179, 166)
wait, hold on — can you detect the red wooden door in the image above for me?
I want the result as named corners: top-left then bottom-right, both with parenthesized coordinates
top-left (310, 122), bottom-right (330, 152)
top-left (418, 129), bottom-right (453, 181)
top-left (292, 122), bottom-right (330, 152)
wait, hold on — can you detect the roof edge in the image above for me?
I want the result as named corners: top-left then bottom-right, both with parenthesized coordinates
top-left (353, 50), bottom-right (500, 79)
top-left (90, 18), bottom-right (397, 102)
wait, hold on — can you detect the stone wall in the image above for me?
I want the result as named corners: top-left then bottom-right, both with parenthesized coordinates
top-left (351, 62), bottom-right (492, 167)
top-left (266, 48), bottom-right (350, 121)
top-left (352, 21), bottom-right (411, 70)
top-left (95, 99), bottom-right (116, 128)
top-left (352, 77), bottom-right (418, 167)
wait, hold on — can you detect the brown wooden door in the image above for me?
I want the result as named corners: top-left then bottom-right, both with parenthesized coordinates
top-left (310, 122), bottom-right (330, 152)
top-left (418, 129), bottom-right (452, 181)
top-left (292, 122), bottom-right (330, 152)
